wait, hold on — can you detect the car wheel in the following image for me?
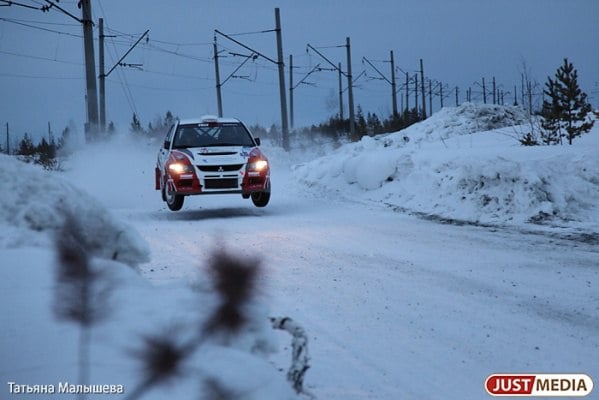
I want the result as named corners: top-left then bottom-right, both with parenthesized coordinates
top-left (163, 184), bottom-right (184, 211)
top-left (251, 191), bottom-right (270, 207)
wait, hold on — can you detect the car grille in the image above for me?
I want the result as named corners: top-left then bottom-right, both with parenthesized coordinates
top-left (204, 178), bottom-right (239, 189)
top-left (197, 164), bottom-right (244, 172)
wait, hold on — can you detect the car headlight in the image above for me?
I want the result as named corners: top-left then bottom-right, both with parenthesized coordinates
top-left (248, 159), bottom-right (268, 171)
top-left (168, 162), bottom-right (193, 174)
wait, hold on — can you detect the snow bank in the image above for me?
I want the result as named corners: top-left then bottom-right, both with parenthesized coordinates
top-left (410, 102), bottom-right (528, 144)
top-left (294, 103), bottom-right (599, 231)
top-left (0, 154), bottom-right (149, 265)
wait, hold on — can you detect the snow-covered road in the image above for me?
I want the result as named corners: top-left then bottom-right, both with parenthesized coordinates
top-left (115, 158), bottom-right (598, 400)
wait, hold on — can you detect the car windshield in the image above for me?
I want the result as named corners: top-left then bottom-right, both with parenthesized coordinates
top-left (172, 123), bottom-right (255, 148)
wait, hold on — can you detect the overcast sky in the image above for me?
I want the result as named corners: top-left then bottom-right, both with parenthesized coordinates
top-left (1, 0), bottom-right (598, 141)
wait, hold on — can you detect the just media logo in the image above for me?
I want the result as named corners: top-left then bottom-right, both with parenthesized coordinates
top-left (485, 374), bottom-right (594, 397)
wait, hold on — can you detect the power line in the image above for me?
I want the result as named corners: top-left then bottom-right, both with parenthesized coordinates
top-left (0, 48), bottom-right (82, 65)
top-left (226, 28), bottom-right (277, 37)
top-left (0, 0), bottom-right (41, 10)
top-left (0, 16), bottom-right (82, 37)
top-left (0, 16), bottom-right (78, 26)
top-left (0, 71), bottom-right (81, 79)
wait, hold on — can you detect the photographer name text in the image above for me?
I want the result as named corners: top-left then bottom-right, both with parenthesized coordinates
top-left (7, 381), bottom-right (124, 395)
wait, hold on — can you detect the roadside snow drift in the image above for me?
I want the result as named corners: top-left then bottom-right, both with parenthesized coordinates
top-left (0, 154), bottom-right (149, 265)
top-left (294, 103), bottom-right (599, 232)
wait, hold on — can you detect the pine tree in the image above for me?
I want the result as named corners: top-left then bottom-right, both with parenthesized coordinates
top-left (37, 137), bottom-right (58, 169)
top-left (543, 58), bottom-right (594, 145)
top-left (356, 105), bottom-right (367, 135)
top-left (18, 133), bottom-right (36, 156)
top-left (541, 79), bottom-right (562, 145)
top-left (130, 113), bottom-right (144, 135)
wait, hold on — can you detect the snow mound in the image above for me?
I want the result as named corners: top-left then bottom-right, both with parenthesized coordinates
top-left (0, 154), bottom-right (149, 265)
top-left (419, 102), bottom-right (527, 139)
top-left (294, 104), bottom-right (599, 232)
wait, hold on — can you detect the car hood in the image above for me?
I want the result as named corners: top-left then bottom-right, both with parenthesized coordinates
top-left (183, 146), bottom-right (261, 165)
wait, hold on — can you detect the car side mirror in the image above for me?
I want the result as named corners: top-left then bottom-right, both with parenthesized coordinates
top-left (164, 140), bottom-right (170, 149)
top-left (255, 137), bottom-right (261, 146)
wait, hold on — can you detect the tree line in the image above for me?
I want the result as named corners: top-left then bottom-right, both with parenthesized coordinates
top-left (7, 132), bottom-right (62, 170)
top-left (4, 122), bottom-right (85, 170)
top-left (127, 105), bottom-right (426, 148)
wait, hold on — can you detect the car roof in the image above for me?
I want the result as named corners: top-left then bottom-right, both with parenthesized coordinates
top-left (178, 115), bottom-right (242, 125)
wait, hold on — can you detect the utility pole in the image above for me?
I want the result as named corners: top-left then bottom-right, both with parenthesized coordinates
top-left (455, 86), bottom-right (459, 106)
top-left (274, 8), bottom-right (289, 150)
top-left (363, 53), bottom-right (397, 119)
top-left (215, 9), bottom-right (287, 145)
top-left (428, 80), bottom-right (432, 115)
top-left (98, 18), bottom-right (106, 133)
top-left (405, 72), bottom-right (409, 113)
top-left (338, 62), bottom-right (344, 120)
top-left (100, 28), bottom-right (148, 131)
top-left (80, 0), bottom-right (99, 141)
top-left (305, 42), bottom-right (351, 135)
top-left (346, 37), bottom-right (355, 140)
top-left (492, 76), bottom-right (497, 104)
top-left (414, 73), bottom-right (418, 116)
top-left (521, 74), bottom-right (525, 108)
top-left (5, 122), bottom-right (9, 155)
top-left (213, 35), bottom-right (223, 117)
top-left (289, 54), bottom-right (294, 129)
top-left (439, 83), bottom-right (444, 108)
top-left (527, 81), bottom-right (532, 113)
top-left (482, 77), bottom-right (487, 104)
top-left (390, 50), bottom-right (397, 117)
top-left (420, 59), bottom-right (426, 119)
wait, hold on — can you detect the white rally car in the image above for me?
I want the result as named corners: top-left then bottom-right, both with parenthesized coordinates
top-left (155, 116), bottom-right (271, 211)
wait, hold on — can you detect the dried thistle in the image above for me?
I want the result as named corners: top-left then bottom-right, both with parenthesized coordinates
top-left (135, 333), bottom-right (187, 385)
top-left (203, 250), bottom-right (261, 335)
top-left (54, 214), bottom-right (108, 326)
top-left (126, 331), bottom-right (189, 400)
top-left (53, 214), bottom-right (111, 398)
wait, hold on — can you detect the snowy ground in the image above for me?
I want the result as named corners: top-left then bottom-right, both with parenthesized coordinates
top-left (1, 104), bottom-right (598, 399)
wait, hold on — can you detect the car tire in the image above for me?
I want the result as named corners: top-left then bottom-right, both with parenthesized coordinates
top-left (251, 191), bottom-right (270, 207)
top-left (163, 184), bottom-right (184, 211)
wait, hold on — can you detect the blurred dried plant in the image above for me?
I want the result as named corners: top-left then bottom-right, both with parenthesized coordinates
top-left (53, 213), bottom-right (112, 398)
top-left (203, 250), bottom-right (261, 335)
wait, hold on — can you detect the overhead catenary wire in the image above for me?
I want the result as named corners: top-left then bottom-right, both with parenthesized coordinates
top-left (0, 48), bottom-right (82, 65)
